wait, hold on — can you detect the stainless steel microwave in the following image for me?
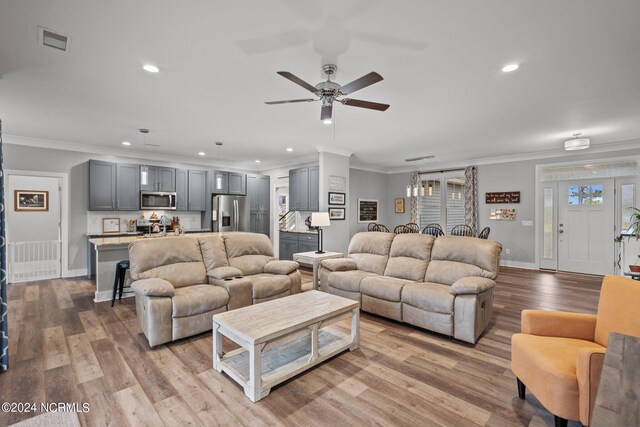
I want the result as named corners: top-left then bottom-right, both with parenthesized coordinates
top-left (140, 191), bottom-right (177, 210)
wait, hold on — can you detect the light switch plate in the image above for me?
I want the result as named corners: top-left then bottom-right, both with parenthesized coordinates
top-left (521, 220), bottom-right (534, 226)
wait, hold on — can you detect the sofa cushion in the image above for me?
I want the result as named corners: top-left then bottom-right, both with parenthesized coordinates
top-left (425, 236), bottom-right (502, 285)
top-left (348, 232), bottom-right (396, 275)
top-left (401, 282), bottom-right (455, 314)
top-left (224, 232), bottom-right (275, 275)
top-left (129, 237), bottom-right (207, 288)
top-left (199, 235), bottom-right (229, 272)
top-left (264, 260), bottom-right (299, 275)
top-left (172, 284), bottom-right (229, 318)
top-left (320, 258), bottom-right (357, 272)
top-left (384, 234), bottom-right (434, 281)
top-left (208, 266), bottom-right (243, 280)
top-left (327, 270), bottom-right (378, 293)
top-left (361, 276), bottom-right (414, 302)
top-left (249, 273), bottom-right (291, 299)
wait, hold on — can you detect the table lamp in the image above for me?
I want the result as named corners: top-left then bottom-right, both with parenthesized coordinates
top-left (311, 212), bottom-right (331, 254)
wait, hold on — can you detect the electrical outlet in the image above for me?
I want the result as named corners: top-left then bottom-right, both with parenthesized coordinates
top-left (505, 248), bottom-right (511, 255)
top-left (521, 220), bottom-right (534, 227)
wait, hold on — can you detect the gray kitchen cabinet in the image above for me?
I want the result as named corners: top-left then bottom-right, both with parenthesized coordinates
top-left (89, 160), bottom-right (116, 210)
top-left (175, 169), bottom-right (188, 211)
top-left (308, 165), bottom-right (319, 211)
top-left (140, 166), bottom-right (175, 192)
top-left (228, 172), bottom-right (246, 195)
top-left (279, 231), bottom-right (318, 260)
top-left (211, 170), bottom-right (229, 194)
top-left (188, 170), bottom-right (207, 211)
top-left (116, 163), bottom-right (140, 210)
top-left (247, 174), bottom-right (270, 236)
top-left (298, 233), bottom-right (319, 253)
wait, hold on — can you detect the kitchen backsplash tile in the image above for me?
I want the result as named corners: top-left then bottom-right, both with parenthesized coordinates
top-left (87, 211), bottom-right (203, 233)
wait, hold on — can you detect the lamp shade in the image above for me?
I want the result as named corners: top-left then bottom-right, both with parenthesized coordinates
top-left (311, 212), bottom-right (331, 227)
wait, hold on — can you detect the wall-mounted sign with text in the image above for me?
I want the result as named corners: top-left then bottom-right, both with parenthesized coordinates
top-left (485, 191), bottom-right (520, 204)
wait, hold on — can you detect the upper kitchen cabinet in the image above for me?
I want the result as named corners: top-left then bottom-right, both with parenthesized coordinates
top-left (289, 166), bottom-right (318, 211)
top-left (175, 169), bottom-right (188, 211)
top-left (89, 160), bottom-right (116, 211)
top-left (211, 170), bottom-right (229, 194)
top-left (247, 174), bottom-right (270, 236)
top-left (116, 163), bottom-right (140, 210)
top-left (188, 170), bottom-right (207, 211)
top-left (140, 166), bottom-right (175, 192)
top-left (228, 172), bottom-right (246, 195)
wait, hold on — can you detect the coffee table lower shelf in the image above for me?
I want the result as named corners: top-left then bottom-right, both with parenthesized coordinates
top-left (213, 309), bottom-right (359, 402)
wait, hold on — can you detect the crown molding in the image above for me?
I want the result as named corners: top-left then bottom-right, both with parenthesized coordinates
top-left (313, 144), bottom-right (353, 157)
top-left (256, 153), bottom-right (319, 173)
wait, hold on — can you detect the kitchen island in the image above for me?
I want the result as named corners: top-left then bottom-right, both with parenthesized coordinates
top-left (88, 231), bottom-right (216, 302)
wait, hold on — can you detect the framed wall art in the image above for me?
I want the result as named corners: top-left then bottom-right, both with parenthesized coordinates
top-left (394, 197), bottom-right (405, 214)
top-left (102, 218), bottom-right (121, 234)
top-left (328, 192), bottom-right (346, 205)
top-left (358, 199), bottom-right (378, 223)
top-left (328, 207), bottom-right (345, 220)
top-left (14, 190), bottom-right (48, 212)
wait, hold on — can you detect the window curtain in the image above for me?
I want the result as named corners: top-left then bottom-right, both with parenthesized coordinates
top-left (410, 171), bottom-right (419, 223)
top-left (464, 166), bottom-right (479, 234)
top-left (0, 119), bottom-right (7, 372)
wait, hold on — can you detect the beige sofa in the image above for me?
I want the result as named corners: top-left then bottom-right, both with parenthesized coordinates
top-left (129, 232), bottom-right (301, 347)
top-left (319, 232), bottom-right (501, 344)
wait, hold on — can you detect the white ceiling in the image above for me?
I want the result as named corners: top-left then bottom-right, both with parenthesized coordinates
top-left (1, 0), bottom-right (640, 171)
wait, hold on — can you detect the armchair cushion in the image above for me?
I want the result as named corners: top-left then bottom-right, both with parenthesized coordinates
top-left (321, 258), bottom-right (357, 272)
top-left (449, 277), bottom-right (495, 295)
top-left (263, 260), bottom-right (299, 275)
top-left (208, 266), bottom-right (243, 280)
top-left (521, 310), bottom-right (597, 341)
top-left (131, 278), bottom-right (175, 297)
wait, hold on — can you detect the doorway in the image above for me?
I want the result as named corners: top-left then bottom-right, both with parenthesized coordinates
top-left (558, 179), bottom-right (614, 275)
top-left (5, 173), bottom-right (62, 282)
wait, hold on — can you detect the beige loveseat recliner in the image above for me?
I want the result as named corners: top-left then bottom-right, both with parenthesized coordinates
top-left (129, 232), bottom-right (301, 347)
top-left (319, 232), bottom-right (501, 344)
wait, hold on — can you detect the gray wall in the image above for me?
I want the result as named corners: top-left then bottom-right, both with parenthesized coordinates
top-left (319, 152), bottom-right (350, 254)
top-left (385, 172), bottom-right (412, 227)
top-left (348, 168), bottom-right (389, 234)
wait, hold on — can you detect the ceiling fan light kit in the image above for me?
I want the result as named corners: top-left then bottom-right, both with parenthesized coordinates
top-left (266, 64), bottom-right (390, 122)
top-left (564, 133), bottom-right (590, 151)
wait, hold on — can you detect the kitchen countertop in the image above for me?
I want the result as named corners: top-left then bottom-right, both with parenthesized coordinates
top-left (280, 229), bottom-right (318, 235)
top-left (89, 232), bottom-right (219, 247)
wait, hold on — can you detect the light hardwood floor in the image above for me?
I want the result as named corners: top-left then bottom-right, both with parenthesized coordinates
top-left (0, 267), bottom-right (602, 426)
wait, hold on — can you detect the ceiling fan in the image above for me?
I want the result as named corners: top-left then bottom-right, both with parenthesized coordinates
top-left (265, 64), bottom-right (390, 123)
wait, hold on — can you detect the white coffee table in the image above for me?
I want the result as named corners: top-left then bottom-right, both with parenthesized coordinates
top-left (212, 290), bottom-right (359, 402)
top-left (293, 251), bottom-right (344, 290)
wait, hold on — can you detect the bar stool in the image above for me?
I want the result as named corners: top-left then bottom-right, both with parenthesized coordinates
top-left (111, 260), bottom-right (130, 307)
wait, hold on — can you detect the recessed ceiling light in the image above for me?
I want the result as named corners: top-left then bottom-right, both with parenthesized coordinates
top-left (502, 63), bottom-right (519, 73)
top-left (121, 141), bottom-right (131, 146)
top-left (323, 119), bottom-right (332, 125)
top-left (255, 160), bottom-right (261, 163)
top-left (286, 148), bottom-right (294, 152)
top-left (143, 64), bottom-right (160, 73)
top-left (198, 152), bottom-right (205, 156)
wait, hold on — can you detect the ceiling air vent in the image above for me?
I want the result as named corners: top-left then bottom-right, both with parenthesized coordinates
top-left (405, 155), bottom-right (435, 162)
top-left (38, 26), bottom-right (70, 52)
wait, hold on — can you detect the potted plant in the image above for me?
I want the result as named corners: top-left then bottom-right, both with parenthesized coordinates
top-left (627, 208), bottom-right (640, 272)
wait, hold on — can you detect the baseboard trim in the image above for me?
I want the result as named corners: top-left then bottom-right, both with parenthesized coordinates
top-left (500, 260), bottom-right (537, 270)
top-left (64, 268), bottom-right (88, 278)
top-left (94, 289), bottom-right (135, 303)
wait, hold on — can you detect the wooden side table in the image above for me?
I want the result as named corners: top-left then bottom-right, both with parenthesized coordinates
top-left (293, 251), bottom-right (344, 290)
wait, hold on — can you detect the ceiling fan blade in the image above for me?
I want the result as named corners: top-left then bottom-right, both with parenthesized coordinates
top-left (321, 104), bottom-right (333, 121)
top-left (341, 98), bottom-right (390, 111)
top-left (265, 98), bottom-right (317, 105)
top-left (339, 72), bottom-right (383, 95)
top-left (277, 71), bottom-right (319, 94)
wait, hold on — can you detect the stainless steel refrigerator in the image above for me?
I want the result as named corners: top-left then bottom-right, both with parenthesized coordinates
top-left (211, 195), bottom-right (250, 232)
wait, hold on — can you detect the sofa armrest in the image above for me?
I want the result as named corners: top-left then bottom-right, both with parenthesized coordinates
top-left (320, 258), bottom-right (357, 272)
top-left (449, 277), bottom-right (495, 295)
top-left (131, 278), bottom-right (175, 297)
top-left (208, 266), bottom-right (243, 280)
top-left (577, 347), bottom-right (606, 426)
top-left (521, 310), bottom-right (597, 340)
top-left (263, 260), bottom-right (299, 275)
top-left (209, 277), bottom-right (252, 310)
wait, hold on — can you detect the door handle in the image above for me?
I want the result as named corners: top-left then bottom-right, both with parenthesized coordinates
top-left (559, 229), bottom-right (564, 234)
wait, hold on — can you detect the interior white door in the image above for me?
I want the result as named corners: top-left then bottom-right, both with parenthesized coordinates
top-left (558, 179), bottom-right (614, 275)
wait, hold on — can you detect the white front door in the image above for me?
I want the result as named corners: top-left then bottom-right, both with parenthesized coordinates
top-left (558, 179), bottom-right (614, 275)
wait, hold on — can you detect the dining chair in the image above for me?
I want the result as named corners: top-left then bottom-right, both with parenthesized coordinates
top-left (393, 225), bottom-right (408, 234)
top-left (421, 223), bottom-right (444, 237)
top-left (450, 224), bottom-right (474, 237)
top-left (478, 227), bottom-right (490, 239)
top-left (367, 223), bottom-right (377, 231)
top-left (373, 224), bottom-right (390, 233)
top-left (404, 223), bottom-right (420, 233)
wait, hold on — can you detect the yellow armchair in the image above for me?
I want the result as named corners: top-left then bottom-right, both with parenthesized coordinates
top-left (511, 275), bottom-right (640, 427)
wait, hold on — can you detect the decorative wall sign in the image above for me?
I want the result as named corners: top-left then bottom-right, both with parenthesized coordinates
top-left (394, 197), bottom-right (405, 214)
top-left (328, 192), bottom-right (345, 205)
top-left (14, 190), bottom-right (49, 211)
top-left (486, 191), bottom-right (520, 204)
top-left (328, 175), bottom-right (347, 191)
top-left (358, 199), bottom-right (379, 223)
top-left (328, 207), bottom-right (345, 220)
top-left (489, 209), bottom-right (516, 221)
top-left (102, 218), bottom-right (121, 233)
